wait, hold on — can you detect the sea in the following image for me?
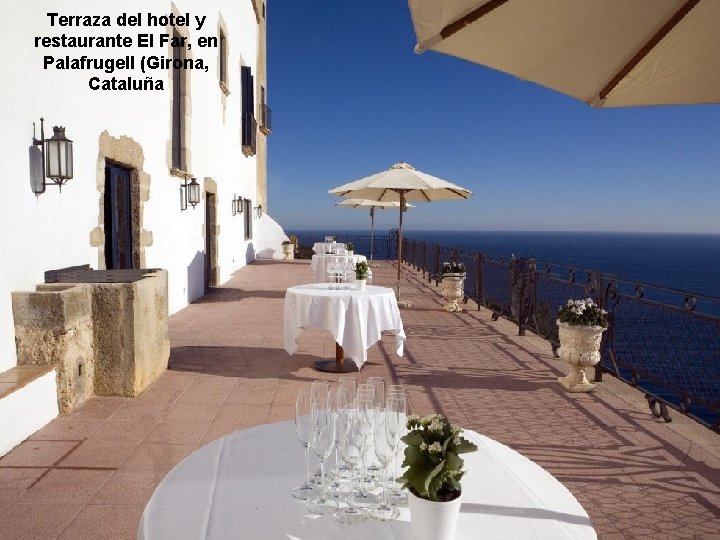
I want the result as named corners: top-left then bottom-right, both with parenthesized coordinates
top-left (291, 230), bottom-right (720, 299)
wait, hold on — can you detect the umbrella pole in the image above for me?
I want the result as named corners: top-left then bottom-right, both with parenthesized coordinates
top-left (370, 207), bottom-right (375, 262)
top-left (396, 192), bottom-right (411, 307)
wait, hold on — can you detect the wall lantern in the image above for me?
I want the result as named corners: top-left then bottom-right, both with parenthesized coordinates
top-left (232, 194), bottom-right (244, 216)
top-left (180, 176), bottom-right (201, 211)
top-left (32, 118), bottom-right (74, 194)
top-left (254, 204), bottom-right (263, 218)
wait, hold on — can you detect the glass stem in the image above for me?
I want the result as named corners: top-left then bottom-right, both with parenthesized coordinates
top-left (382, 462), bottom-right (389, 507)
top-left (348, 465), bottom-right (355, 508)
top-left (319, 460), bottom-right (326, 502)
top-left (304, 446), bottom-right (310, 488)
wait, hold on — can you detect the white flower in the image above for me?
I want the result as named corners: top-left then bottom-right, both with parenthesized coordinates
top-left (428, 418), bottom-right (444, 432)
top-left (420, 442), bottom-right (428, 451)
top-left (427, 442), bottom-right (442, 453)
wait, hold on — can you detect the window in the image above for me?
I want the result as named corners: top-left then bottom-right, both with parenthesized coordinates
top-left (171, 31), bottom-right (185, 170)
top-left (241, 66), bottom-right (256, 156)
top-left (244, 198), bottom-right (253, 240)
top-left (219, 29), bottom-right (228, 93)
top-left (259, 85), bottom-right (271, 135)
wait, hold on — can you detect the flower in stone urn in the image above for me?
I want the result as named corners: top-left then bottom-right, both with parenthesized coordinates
top-left (399, 414), bottom-right (477, 540)
top-left (440, 262), bottom-right (466, 312)
top-left (440, 261), bottom-right (465, 276)
top-left (556, 298), bottom-right (608, 392)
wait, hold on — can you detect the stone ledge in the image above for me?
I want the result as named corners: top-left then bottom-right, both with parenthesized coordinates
top-left (0, 365), bottom-right (55, 400)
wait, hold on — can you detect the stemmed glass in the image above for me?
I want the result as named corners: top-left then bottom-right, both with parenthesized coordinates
top-left (291, 389), bottom-right (314, 500)
top-left (386, 393), bottom-right (407, 503)
top-left (355, 387), bottom-right (377, 505)
top-left (370, 406), bottom-right (400, 521)
top-left (366, 377), bottom-right (385, 476)
top-left (309, 381), bottom-right (330, 485)
top-left (307, 392), bottom-right (336, 515)
top-left (328, 388), bottom-right (350, 495)
top-left (334, 405), bottom-right (369, 525)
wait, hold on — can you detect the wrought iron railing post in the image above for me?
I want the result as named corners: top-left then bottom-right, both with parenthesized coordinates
top-left (475, 251), bottom-right (484, 310)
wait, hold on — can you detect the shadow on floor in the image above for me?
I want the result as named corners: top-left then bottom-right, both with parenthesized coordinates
top-left (193, 287), bottom-right (287, 303)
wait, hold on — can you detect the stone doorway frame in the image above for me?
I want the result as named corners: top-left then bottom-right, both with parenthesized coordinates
top-left (91, 132), bottom-right (152, 269)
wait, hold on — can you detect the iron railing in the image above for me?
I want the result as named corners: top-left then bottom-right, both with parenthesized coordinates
top-left (260, 104), bottom-right (272, 135)
top-left (402, 238), bottom-right (720, 432)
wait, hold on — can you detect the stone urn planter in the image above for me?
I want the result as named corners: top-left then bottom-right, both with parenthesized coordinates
top-left (441, 273), bottom-right (465, 312)
top-left (281, 243), bottom-right (294, 260)
top-left (556, 320), bottom-right (606, 392)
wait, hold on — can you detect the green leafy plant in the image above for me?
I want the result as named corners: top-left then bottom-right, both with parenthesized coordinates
top-left (558, 298), bottom-right (608, 328)
top-left (345, 242), bottom-right (354, 252)
top-left (398, 414), bottom-right (478, 502)
top-left (441, 261), bottom-right (466, 275)
top-left (355, 261), bottom-right (369, 280)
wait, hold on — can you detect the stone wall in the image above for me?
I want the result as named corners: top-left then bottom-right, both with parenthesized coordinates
top-left (11, 285), bottom-right (94, 413)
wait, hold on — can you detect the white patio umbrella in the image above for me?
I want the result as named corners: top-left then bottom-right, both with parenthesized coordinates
top-left (335, 198), bottom-right (413, 261)
top-left (408, 0), bottom-right (720, 107)
top-left (329, 163), bottom-right (472, 304)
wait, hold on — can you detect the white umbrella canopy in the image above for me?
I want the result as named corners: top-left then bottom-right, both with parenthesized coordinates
top-left (335, 199), bottom-right (414, 261)
top-left (329, 163), bottom-right (472, 303)
top-left (408, 0), bottom-right (720, 107)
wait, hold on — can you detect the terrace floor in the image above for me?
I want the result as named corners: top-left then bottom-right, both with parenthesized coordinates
top-left (1, 259), bottom-right (719, 539)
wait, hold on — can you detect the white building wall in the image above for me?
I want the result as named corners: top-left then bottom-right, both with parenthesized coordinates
top-left (0, 0), bottom-right (271, 372)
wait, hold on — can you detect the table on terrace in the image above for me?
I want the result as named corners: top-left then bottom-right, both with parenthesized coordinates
top-left (284, 283), bottom-right (404, 372)
top-left (310, 254), bottom-right (367, 284)
top-left (137, 420), bottom-right (596, 539)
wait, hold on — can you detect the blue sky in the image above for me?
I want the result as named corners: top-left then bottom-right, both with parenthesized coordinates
top-left (266, 0), bottom-right (720, 234)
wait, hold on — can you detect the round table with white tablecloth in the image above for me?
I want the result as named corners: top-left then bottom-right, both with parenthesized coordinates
top-left (310, 253), bottom-right (367, 284)
top-left (284, 283), bottom-right (403, 372)
top-left (137, 420), bottom-right (596, 540)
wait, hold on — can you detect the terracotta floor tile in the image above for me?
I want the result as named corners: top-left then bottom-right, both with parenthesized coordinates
top-left (0, 467), bottom-right (47, 503)
top-left (58, 504), bottom-right (144, 540)
top-left (120, 442), bottom-right (195, 473)
top-left (0, 440), bottom-right (79, 467)
top-left (1, 502), bottom-right (84, 540)
top-left (144, 420), bottom-right (212, 446)
top-left (58, 438), bottom-right (139, 469)
top-left (29, 415), bottom-right (105, 441)
top-left (19, 468), bottom-right (114, 505)
top-left (92, 470), bottom-right (167, 506)
top-left (89, 419), bottom-right (158, 442)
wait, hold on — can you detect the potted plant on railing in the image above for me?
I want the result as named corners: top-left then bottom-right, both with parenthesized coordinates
top-left (281, 240), bottom-right (294, 260)
top-left (440, 261), bottom-right (466, 312)
top-left (345, 242), bottom-right (354, 256)
top-left (355, 261), bottom-right (369, 290)
top-left (398, 414), bottom-right (478, 540)
top-left (556, 298), bottom-right (608, 392)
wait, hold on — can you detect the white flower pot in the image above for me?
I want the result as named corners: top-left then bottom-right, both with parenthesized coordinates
top-left (408, 490), bottom-right (462, 540)
top-left (356, 278), bottom-right (367, 291)
top-left (556, 320), bottom-right (606, 392)
top-left (441, 273), bottom-right (465, 312)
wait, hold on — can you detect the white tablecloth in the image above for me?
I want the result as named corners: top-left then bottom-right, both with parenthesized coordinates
top-left (138, 421), bottom-right (596, 540)
top-left (284, 283), bottom-right (404, 368)
top-left (310, 254), bottom-right (367, 283)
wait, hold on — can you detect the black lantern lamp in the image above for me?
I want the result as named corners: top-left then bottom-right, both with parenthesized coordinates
top-left (33, 118), bottom-right (74, 194)
top-left (255, 204), bottom-right (263, 218)
top-left (232, 194), bottom-right (244, 216)
top-left (180, 176), bottom-right (201, 210)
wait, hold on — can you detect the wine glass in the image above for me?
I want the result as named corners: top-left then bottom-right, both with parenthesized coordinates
top-left (366, 377), bottom-right (385, 475)
top-left (386, 394), bottom-right (407, 503)
top-left (355, 388), bottom-right (377, 504)
top-left (309, 381), bottom-right (330, 485)
top-left (370, 406), bottom-right (400, 521)
top-left (307, 393), bottom-right (336, 515)
top-left (333, 405), bottom-right (369, 525)
top-left (328, 388), bottom-right (351, 491)
top-left (291, 389), bottom-right (314, 500)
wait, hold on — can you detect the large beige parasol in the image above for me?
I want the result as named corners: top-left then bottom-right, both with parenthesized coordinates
top-left (408, 0), bottom-right (720, 107)
top-left (335, 198), bottom-right (413, 261)
top-left (329, 163), bottom-right (472, 303)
